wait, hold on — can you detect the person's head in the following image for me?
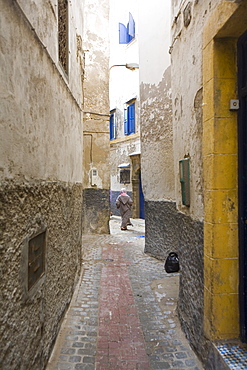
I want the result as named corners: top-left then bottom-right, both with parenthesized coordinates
top-left (120, 188), bottom-right (126, 194)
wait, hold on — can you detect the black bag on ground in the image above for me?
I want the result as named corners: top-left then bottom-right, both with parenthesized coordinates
top-left (164, 252), bottom-right (179, 273)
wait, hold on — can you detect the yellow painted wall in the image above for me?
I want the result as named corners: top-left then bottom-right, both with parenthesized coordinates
top-left (203, 1), bottom-right (247, 340)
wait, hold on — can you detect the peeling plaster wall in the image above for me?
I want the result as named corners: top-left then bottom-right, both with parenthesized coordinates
top-left (170, 0), bottom-right (229, 362)
top-left (138, 0), bottom-right (175, 256)
top-left (82, 0), bottom-right (110, 233)
top-left (138, 0), bottom-right (176, 263)
top-left (0, 1), bottom-right (84, 368)
top-left (170, 0), bottom-right (208, 360)
top-left (171, 0), bottom-right (222, 221)
top-left (139, 0), bottom-right (174, 203)
top-left (17, 0), bottom-right (85, 110)
top-left (139, 0), bottom-right (205, 362)
top-left (1, 0), bottom-right (84, 183)
top-left (140, 67), bottom-right (174, 201)
top-left (83, 0), bottom-right (110, 115)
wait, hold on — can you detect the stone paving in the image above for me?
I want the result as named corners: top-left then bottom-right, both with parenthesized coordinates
top-left (46, 216), bottom-right (203, 370)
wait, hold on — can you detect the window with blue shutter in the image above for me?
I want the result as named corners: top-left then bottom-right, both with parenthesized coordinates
top-left (119, 23), bottom-right (128, 44)
top-left (124, 101), bottom-right (135, 135)
top-left (128, 103), bottom-right (135, 134)
top-left (118, 13), bottom-right (135, 44)
top-left (124, 108), bottom-right (128, 135)
top-left (127, 13), bottom-right (135, 43)
top-left (110, 111), bottom-right (116, 140)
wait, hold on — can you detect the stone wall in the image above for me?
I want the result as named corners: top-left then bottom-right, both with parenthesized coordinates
top-left (177, 211), bottom-right (204, 360)
top-left (82, 189), bottom-right (110, 234)
top-left (0, 1), bottom-right (84, 368)
top-left (0, 180), bottom-right (82, 369)
top-left (144, 200), bottom-right (205, 360)
top-left (144, 201), bottom-right (179, 259)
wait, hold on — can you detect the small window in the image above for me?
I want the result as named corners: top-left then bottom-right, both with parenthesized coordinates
top-left (58, 0), bottom-right (68, 74)
top-left (119, 12), bottom-right (135, 44)
top-left (120, 169), bottom-right (130, 184)
top-left (28, 231), bottom-right (46, 290)
top-left (110, 111), bottom-right (116, 140)
top-left (179, 158), bottom-right (190, 206)
top-left (124, 101), bottom-right (135, 135)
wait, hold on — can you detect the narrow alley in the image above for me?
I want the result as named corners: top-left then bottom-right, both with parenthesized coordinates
top-left (46, 217), bottom-right (203, 370)
top-left (2, 1), bottom-right (247, 369)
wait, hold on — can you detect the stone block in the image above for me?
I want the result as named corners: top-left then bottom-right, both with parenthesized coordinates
top-left (204, 222), bottom-right (238, 259)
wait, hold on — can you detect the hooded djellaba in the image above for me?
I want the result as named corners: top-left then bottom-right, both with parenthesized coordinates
top-left (116, 188), bottom-right (133, 230)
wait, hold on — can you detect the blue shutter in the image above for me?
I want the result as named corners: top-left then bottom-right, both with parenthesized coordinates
top-left (124, 108), bottom-right (128, 134)
top-left (119, 23), bottom-right (128, 44)
top-left (127, 23), bottom-right (133, 43)
top-left (110, 113), bottom-right (114, 140)
top-left (128, 103), bottom-right (135, 134)
top-left (128, 13), bottom-right (135, 38)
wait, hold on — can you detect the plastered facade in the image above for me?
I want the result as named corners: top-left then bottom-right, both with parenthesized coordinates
top-left (82, 0), bottom-right (110, 233)
top-left (0, 0), bottom-right (84, 183)
top-left (138, 0), bottom-right (175, 257)
top-left (170, 0), bottom-right (247, 365)
top-left (202, 0), bottom-right (247, 344)
top-left (0, 0), bottom-right (109, 368)
top-left (170, 0), bottom-right (213, 221)
top-left (138, 0), bottom-right (174, 203)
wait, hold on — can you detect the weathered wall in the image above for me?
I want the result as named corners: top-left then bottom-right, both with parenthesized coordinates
top-left (202, 0), bottom-right (247, 347)
top-left (140, 66), bottom-right (174, 201)
top-left (171, 0), bottom-right (214, 221)
top-left (0, 181), bottom-right (82, 369)
top-left (0, 1), bottom-right (84, 182)
top-left (144, 199), bottom-right (205, 359)
top-left (82, 0), bottom-right (110, 233)
top-left (169, 0), bottom-right (208, 360)
top-left (139, 0), bottom-right (206, 362)
top-left (138, 0), bottom-right (175, 271)
top-left (0, 1), bottom-right (84, 368)
top-left (170, 0), bottom-right (245, 365)
top-left (138, 0), bottom-right (174, 212)
top-left (82, 188), bottom-right (110, 233)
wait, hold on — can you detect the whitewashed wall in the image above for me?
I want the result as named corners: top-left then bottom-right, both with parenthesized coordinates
top-left (138, 0), bottom-right (174, 202)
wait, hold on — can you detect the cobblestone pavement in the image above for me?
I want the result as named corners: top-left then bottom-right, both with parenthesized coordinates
top-left (46, 216), bottom-right (203, 370)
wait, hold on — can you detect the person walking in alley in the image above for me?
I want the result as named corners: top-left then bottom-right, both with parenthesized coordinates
top-left (116, 188), bottom-right (133, 230)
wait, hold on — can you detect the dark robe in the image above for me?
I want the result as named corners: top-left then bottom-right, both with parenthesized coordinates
top-left (116, 193), bottom-right (133, 228)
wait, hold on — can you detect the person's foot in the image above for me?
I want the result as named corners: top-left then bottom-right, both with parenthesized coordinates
top-left (121, 227), bottom-right (127, 230)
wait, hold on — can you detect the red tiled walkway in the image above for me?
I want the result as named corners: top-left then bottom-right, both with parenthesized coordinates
top-left (96, 244), bottom-right (150, 370)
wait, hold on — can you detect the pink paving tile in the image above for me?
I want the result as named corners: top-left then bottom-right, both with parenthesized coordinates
top-left (95, 363), bottom-right (109, 370)
top-left (96, 245), bottom-right (150, 368)
top-left (96, 356), bottom-right (109, 363)
top-left (97, 349), bottom-right (109, 357)
top-left (109, 341), bottom-right (120, 349)
top-left (97, 341), bottom-right (109, 349)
